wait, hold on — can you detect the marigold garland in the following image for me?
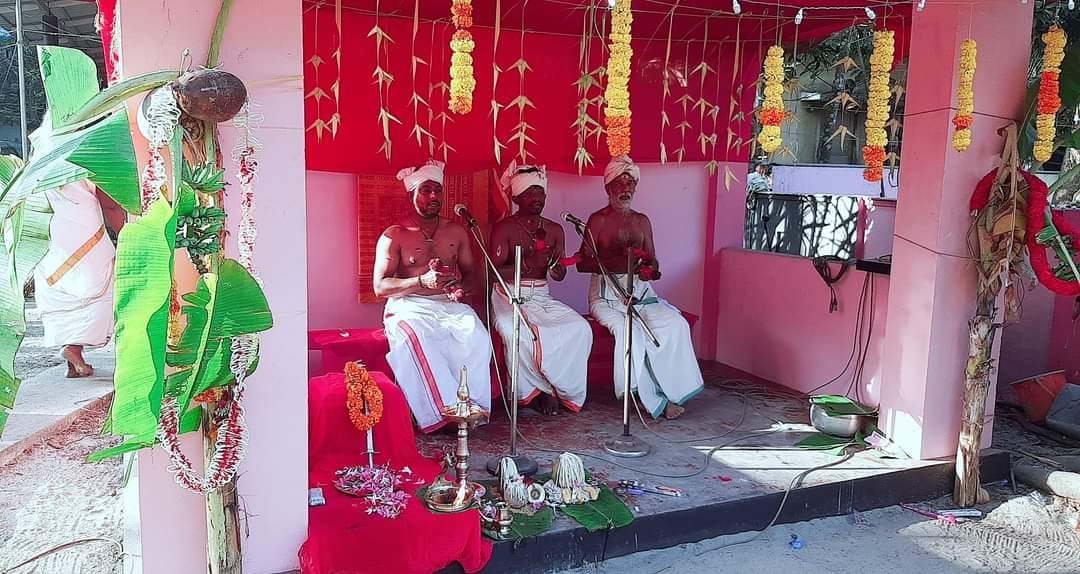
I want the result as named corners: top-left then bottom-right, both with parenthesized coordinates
top-left (449, 0), bottom-right (476, 115)
top-left (863, 30), bottom-right (895, 182)
top-left (757, 45), bottom-right (785, 154)
top-left (346, 362), bottom-right (384, 433)
top-left (1035, 26), bottom-right (1067, 163)
top-left (603, 0), bottom-right (634, 157)
top-left (952, 39), bottom-right (977, 152)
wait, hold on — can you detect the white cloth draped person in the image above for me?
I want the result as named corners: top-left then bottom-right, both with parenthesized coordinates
top-left (32, 179), bottom-right (116, 351)
top-left (588, 275), bottom-right (704, 418)
top-left (383, 295), bottom-right (492, 432)
top-left (491, 280), bottom-right (592, 412)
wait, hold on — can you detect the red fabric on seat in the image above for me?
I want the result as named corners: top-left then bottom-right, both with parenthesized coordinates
top-left (309, 328), bottom-right (502, 401)
top-left (299, 372), bottom-right (493, 574)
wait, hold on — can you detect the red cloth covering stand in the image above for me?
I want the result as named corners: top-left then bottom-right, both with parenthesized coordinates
top-left (299, 372), bottom-right (493, 574)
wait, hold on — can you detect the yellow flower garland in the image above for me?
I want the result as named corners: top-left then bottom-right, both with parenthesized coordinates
top-left (757, 45), bottom-right (785, 154)
top-left (604, 0), bottom-right (633, 157)
top-left (863, 30), bottom-right (895, 182)
top-left (952, 39), bottom-right (976, 152)
top-left (449, 0), bottom-right (476, 115)
top-left (1035, 26), bottom-right (1067, 162)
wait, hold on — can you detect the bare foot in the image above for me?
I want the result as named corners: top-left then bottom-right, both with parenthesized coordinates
top-left (533, 393), bottom-right (560, 416)
top-left (663, 403), bottom-right (685, 420)
top-left (61, 346), bottom-right (93, 378)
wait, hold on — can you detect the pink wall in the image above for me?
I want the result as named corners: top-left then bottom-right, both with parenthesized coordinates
top-left (304, 163), bottom-right (710, 355)
top-left (715, 248), bottom-right (890, 405)
top-left (120, 1), bottom-right (309, 573)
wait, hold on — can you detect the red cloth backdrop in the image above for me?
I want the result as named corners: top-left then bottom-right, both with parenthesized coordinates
top-left (300, 372), bottom-right (492, 574)
top-left (355, 171), bottom-right (492, 303)
top-left (303, 2), bottom-right (909, 176)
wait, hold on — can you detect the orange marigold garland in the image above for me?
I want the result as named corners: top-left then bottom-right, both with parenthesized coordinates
top-left (603, 0), bottom-right (634, 157)
top-left (1035, 26), bottom-right (1067, 163)
top-left (952, 39), bottom-right (976, 152)
top-left (863, 29), bottom-right (895, 182)
top-left (449, 0), bottom-right (476, 115)
top-left (346, 362), bottom-right (384, 433)
top-left (757, 45), bottom-right (785, 154)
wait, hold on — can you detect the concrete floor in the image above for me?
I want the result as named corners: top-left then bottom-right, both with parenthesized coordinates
top-left (416, 362), bottom-right (941, 536)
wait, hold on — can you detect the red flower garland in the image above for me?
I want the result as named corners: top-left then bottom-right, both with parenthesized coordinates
top-left (970, 168), bottom-right (1080, 296)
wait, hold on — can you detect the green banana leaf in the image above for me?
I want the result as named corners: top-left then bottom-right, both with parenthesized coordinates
top-left (165, 258), bottom-right (272, 418)
top-left (0, 47), bottom-right (146, 438)
top-left (91, 131), bottom-right (183, 461)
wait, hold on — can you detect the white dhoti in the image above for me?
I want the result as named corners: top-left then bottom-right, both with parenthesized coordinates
top-left (32, 180), bottom-right (115, 348)
top-left (588, 274), bottom-right (704, 418)
top-left (492, 280), bottom-right (591, 412)
top-left (383, 294), bottom-right (492, 433)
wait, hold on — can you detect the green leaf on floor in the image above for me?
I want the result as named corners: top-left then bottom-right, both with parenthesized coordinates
top-left (795, 433), bottom-right (855, 456)
top-left (810, 394), bottom-right (877, 416)
top-left (559, 483), bottom-right (635, 532)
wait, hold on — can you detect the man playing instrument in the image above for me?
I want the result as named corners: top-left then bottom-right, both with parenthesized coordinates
top-left (577, 156), bottom-right (704, 420)
top-left (489, 163), bottom-right (592, 415)
top-left (373, 160), bottom-right (492, 432)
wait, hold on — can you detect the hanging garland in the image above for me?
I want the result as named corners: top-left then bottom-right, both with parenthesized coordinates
top-left (603, 0), bottom-right (633, 157)
top-left (345, 362), bottom-right (384, 433)
top-left (140, 88), bottom-right (182, 211)
top-left (952, 39), bottom-right (977, 152)
top-left (1035, 25), bottom-right (1067, 163)
top-left (449, 0), bottom-right (476, 114)
top-left (757, 45), bottom-right (785, 154)
top-left (863, 30), bottom-right (894, 183)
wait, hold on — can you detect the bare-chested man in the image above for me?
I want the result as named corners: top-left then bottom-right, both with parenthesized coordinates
top-left (577, 156), bottom-right (704, 420)
top-left (373, 160), bottom-right (491, 432)
top-left (489, 163), bottom-right (592, 415)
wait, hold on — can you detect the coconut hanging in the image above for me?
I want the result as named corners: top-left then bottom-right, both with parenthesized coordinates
top-left (173, 68), bottom-right (247, 123)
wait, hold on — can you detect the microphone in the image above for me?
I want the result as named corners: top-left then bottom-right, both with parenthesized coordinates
top-left (562, 211), bottom-right (587, 229)
top-left (454, 204), bottom-right (479, 228)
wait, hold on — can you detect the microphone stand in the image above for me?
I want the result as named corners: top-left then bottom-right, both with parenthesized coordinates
top-left (567, 220), bottom-right (653, 458)
top-left (464, 221), bottom-right (538, 477)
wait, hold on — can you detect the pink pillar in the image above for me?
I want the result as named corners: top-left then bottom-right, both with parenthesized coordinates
top-left (118, 1), bottom-right (308, 573)
top-left (879, 3), bottom-right (1033, 459)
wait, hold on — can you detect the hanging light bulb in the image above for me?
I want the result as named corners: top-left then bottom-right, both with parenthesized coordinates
top-left (1071, 0), bottom-right (1076, 9)
top-left (795, 8), bottom-right (805, 24)
top-left (865, 6), bottom-right (876, 20)
top-left (732, 0), bottom-right (741, 15)
top-left (916, 0), bottom-right (926, 11)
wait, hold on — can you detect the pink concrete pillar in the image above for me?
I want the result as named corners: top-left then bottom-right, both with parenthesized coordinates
top-left (117, 1), bottom-right (308, 573)
top-left (879, 2), bottom-right (1033, 459)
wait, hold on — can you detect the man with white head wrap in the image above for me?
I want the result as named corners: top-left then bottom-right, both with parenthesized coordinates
top-left (373, 159), bottom-right (492, 432)
top-left (489, 162), bottom-right (592, 415)
top-left (576, 156), bottom-right (704, 419)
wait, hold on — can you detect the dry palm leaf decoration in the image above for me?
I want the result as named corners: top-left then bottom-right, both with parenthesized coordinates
top-left (572, 2), bottom-right (604, 174)
top-left (492, 0), bottom-right (505, 164)
top-left (955, 124), bottom-right (1034, 507)
top-left (370, 0), bottom-right (400, 161)
top-left (306, 0), bottom-right (343, 141)
top-left (408, 0), bottom-right (434, 152)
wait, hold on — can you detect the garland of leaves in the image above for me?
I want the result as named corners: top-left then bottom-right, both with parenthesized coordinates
top-left (371, 0), bottom-right (399, 161)
top-left (863, 30), bottom-right (894, 183)
top-left (572, 3), bottom-right (603, 173)
top-left (305, 0), bottom-right (343, 141)
top-left (449, 0), bottom-right (476, 115)
top-left (408, 0), bottom-right (434, 152)
top-left (952, 39), bottom-right (977, 152)
top-left (603, 0), bottom-right (633, 157)
top-left (1034, 25), bottom-right (1067, 163)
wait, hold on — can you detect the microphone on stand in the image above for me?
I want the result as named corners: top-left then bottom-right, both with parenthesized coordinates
top-left (454, 204), bottom-right (479, 228)
top-left (562, 211), bottom-right (587, 230)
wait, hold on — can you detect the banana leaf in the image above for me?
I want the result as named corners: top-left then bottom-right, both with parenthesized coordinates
top-left (165, 258), bottom-right (272, 419)
top-left (0, 47), bottom-right (145, 438)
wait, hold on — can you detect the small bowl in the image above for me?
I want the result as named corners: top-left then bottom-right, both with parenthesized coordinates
top-left (810, 404), bottom-right (865, 438)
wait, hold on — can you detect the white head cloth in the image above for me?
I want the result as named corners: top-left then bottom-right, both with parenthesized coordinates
top-left (499, 161), bottom-right (548, 197)
top-left (604, 155), bottom-right (640, 185)
top-left (396, 159), bottom-right (446, 192)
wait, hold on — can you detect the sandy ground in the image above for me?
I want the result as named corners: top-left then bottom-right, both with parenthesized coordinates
top-left (0, 400), bottom-right (123, 574)
top-left (561, 486), bottom-right (1080, 574)
top-left (0, 303), bottom-right (123, 574)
